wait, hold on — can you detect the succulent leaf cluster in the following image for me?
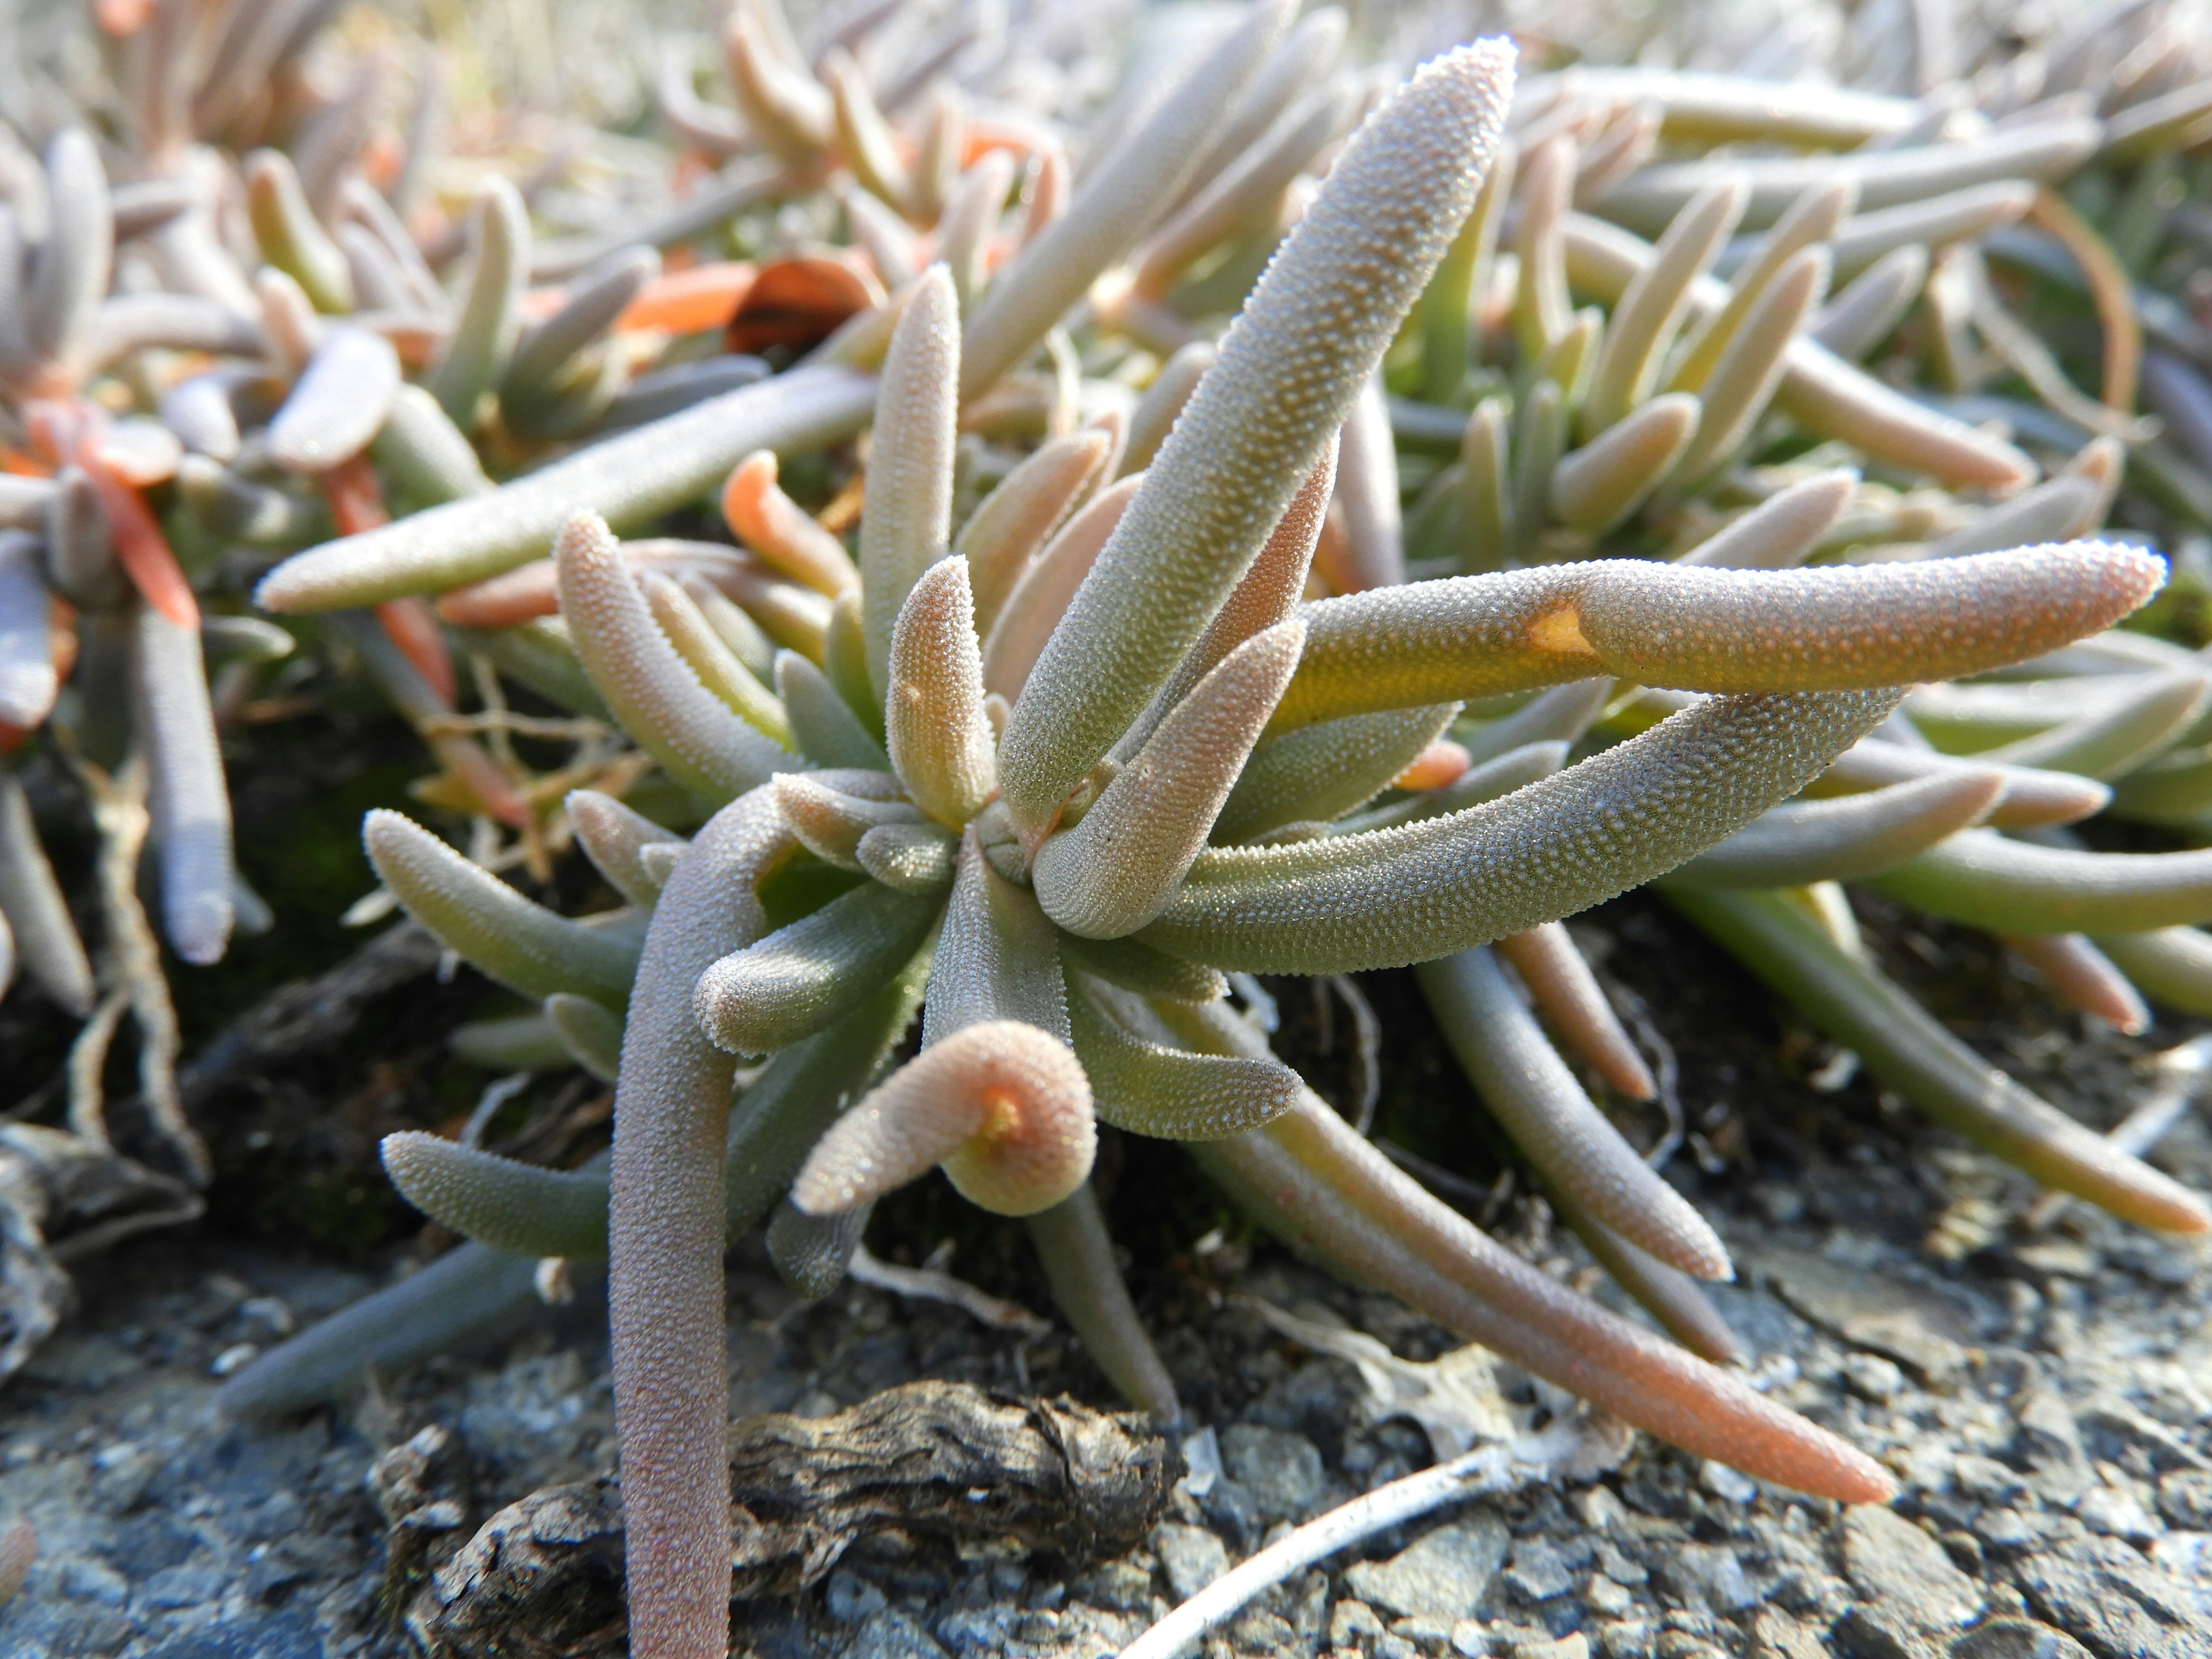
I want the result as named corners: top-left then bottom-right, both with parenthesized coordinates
top-left (7, 2), bottom-right (2212, 1654)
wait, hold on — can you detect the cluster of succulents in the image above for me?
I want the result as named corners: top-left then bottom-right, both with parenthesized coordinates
top-left (6, 0), bottom-right (2212, 1651)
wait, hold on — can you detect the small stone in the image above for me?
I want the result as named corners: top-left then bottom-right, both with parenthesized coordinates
top-left (1396, 1616), bottom-right (1458, 1648)
top-left (137, 1560), bottom-right (224, 1609)
top-left (1577, 1487), bottom-right (1628, 1531)
top-left (1376, 1638), bottom-right (1422, 1659)
top-left (1594, 1541), bottom-right (1646, 1586)
top-left (827, 1569), bottom-right (890, 1623)
top-left (1660, 1545), bottom-right (1754, 1615)
top-left (1231, 1608), bottom-right (1297, 1654)
top-left (209, 1341), bottom-right (260, 1377)
top-left (1843, 1353), bottom-right (1907, 1402)
top-left (1834, 1604), bottom-right (1946, 1659)
top-left (1513, 1637), bottom-right (1590, 1659)
top-left (1076, 1559), bottom-right (1156, 1612)
top-left (2148, 1531), bottom-right (2212, 1582)
top-left (1343, 1518), bottom-right (1511, 1624)
top-left (2017, 1394), bottom-right (2084, 1468)
top-left (1843, 1505), bottom-right (1985, 1630)
top-left (2157, 1471), bottom-right (2212, 1529)
top-left (2074, 1486), bottom-right (2162, 1541)
top-left (851, 1611), bottom-right (952, 1659)
top-left (1751, 1609), bottom-right (1829, 1659)
top-left (1153, 1522), bottom-right (1230, 1602)
top-left (2014, 1535), bottom-right (2212, 1659)
top-left (1698, 1461), bottom-right (1758, 1504)
top-left (1220, 1424), bottom-right (1326, 1521)
top-left (1451, 1619), bottom-right (1487, 1657)
top-left (1597, 1621), bottom-right (1654, 1659)
top-left (935, 1605), bottom-right (1017, 1654)
top-left (1955, 1457), bottom-right (2031, 1507)
top-left (1588, 1575), bottom-right (1634, 1616)
top-left (1506, 1537), bottom-right (1577, 1601)
top-left (60, 1556), bottom-right (129, 1607)
top-left (1331, 1598), bottom-right (1388, 1647)
top-left (1949, 1618), bottom-right (2094, 1659)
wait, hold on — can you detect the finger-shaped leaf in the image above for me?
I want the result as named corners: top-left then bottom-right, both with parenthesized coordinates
top-left (568, 789), bottom-right (685, 909)
top-left (1496, 923), bottom-right (1654, 1101)
top-left (1676, 468), bottom-right (1854, 569)
top-left (0, 762), bottom-right (94, 1016)
top-left (25, 129), bottom-right (113, 371)
top-left (134, 607), bottom-right (233, 965)
top-left (723, 3), bottom-right (832, 162)
top-left (885, 557), bottom-right (996, 827)
top-left (766, 1200), bottom-right (869, 1300)
top-left (794, 1019), bottom-right (1095, 1216)
top-left (775, 772), bottom-right (920, 869)
top-left (366, 809), bottom-right (638, 1004)
top-left (1979, 669), bottom-right (2210, 780)
top-left (1333, 738), bottom-right (1569, 835)
top-left (721, 450), bottom-right (861, 597)
top-left (382, 1132), bottom-right (613, 1257)
top-left (959, 0), bottom-right (1292, 398)
top-left (1131, 78), bottom-right (1356, 300)
top-left (824, 49), bottom-right (910, 210)
top-left (1868, 829), bottom-right (2212, 934)
top-left (1514, 135), bottom-right (1576, 359)
top-left (859, 267), bottom-right (960, 701)
top-left (1996, 933), bottom-right (2148, 1035)
top-left (1810, 243), bottom-right (1929, 362)
top-left (268, 326), bottom-right (401, 475)
top-left (1669, 246), bottom-right (1828, 484)
top-left (555, 512), bottom-right (790, 805)
top-left (1119, 341), bottom-right (1212, 478)
top-left (546, 992), bottom-right (626, 1080)
top-left (1189, 1092), bottom-right (1896, 1502)
top-left (244, 149), bottom-right (353, 319)
top-left (1813, 738), bottom-right (2107, 830)
top-left (1420, 947), bottom-right (1730, 1278)
top-left (958, 428), bottom-right (1113, 635)
top-left (1664, 770), bottom-right (2002, 888)
top-left (996, 40), bottom-right (1517, 846)
top-left (1566, 213), bottom-right (2029, 489)
top-left (1591, 115), bottom-right (2100, 235)
top-left (427, 179), bottom-right (529, 425)
top-left (723, 961), bottom-right (930, 1236)
top-left (777, 650), bottom-right (891, 771)
top-left (1538, 1173), bottom-right (1743, 1365)
top-left (982, 476), bottom-right (1139, 702)
top-left (1673, 885), bottom-right (2210, 1233)
top-left (1214, 704), bottom-right (1457, 844)
top-left (639, 573), bottom-right (793, 749)
top-left (1582, 179), bottom-right (1745, 436)
top-left (258, 366), bottom-right (877, 612)
top-left (1508, 378), bottom-right (1566, 561)
top-left (1549, 392), bottom-right (1700, 534)
top-left (693, 878), bottom-right (938, 1056)
top-left (1670, 177), bottom-right (1854, 393)
top-left (1037, 619), bottom-right (1306, 939)
top-left (501, 245), bottom-right (659, 414)
top-left (1056, 931), bottom-right (1228, 1005)
top-left (1456, 396), bottom-right (1512, 574)
top-left (936, 150), bottom-right (1017, 312)
top-left (1025, 1185), bottom-right (1183, 1421)
top-left (924, 830), bottom-right (1068, 1046)
top-left (372, 384), bottom-right (494, 509)
top-left (0, 533), bottom-right (56, 729)
top-left (1275, 541), bottom-right (2164, 732)
top-left (1112, 446), bottom-right (1334, 762)
top-left (1068, 975), bottom-right (1297, 1138)
top-left (1828, 180), bottom-right (2033, 277)
top-left (855, 821), bottom-right (959, 893)
top-left (606, 781), bottom-right (800, 1659)
top-left (1143, 687), bottom-right (1900, 974)
top-left (2094, 927), bottom-right (2212, 1020)
top-left (1421, 138), bottom-right (1514, 403)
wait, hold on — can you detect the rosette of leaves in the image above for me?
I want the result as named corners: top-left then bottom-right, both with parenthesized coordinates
top-left (234, 31), bottom-right (2209, 1658)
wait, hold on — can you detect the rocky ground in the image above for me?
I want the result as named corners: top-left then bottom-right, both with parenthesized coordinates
top-left (1, 895), bottom-right (2210, 1659)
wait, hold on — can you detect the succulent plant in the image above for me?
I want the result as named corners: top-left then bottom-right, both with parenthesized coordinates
top-left (8, 0), bottom-right (2212, 1653)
